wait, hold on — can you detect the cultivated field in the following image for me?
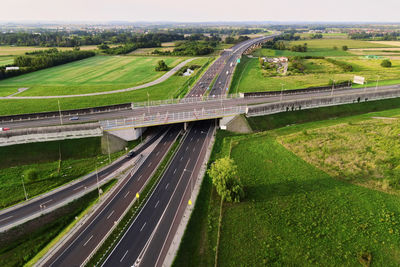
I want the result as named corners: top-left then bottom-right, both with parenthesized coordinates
top-left (0, 57), bottom-right (209, 115)
top-left (0, 55), bottom-right (186, 96)
top-left (175, 106), bottom-right (400, 266)
top-left (0, 56), bottom-right (14, 66)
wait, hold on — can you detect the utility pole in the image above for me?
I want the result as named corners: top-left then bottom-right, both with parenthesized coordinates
top-left (21, 175), bottom-right (28, 201)
top-left (280, 83), bottom-right (285, 102)
top-left (57, 100), bottom-right (63, 126)
top-left (331, 80), bottom-right (335, 97)
top-left (95, 162), bottom-right (100, 198)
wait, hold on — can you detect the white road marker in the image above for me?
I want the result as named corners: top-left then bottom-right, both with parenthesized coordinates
top-left (155, 200), bottom-right (160, 208)
top-left (138, 175), bottom-right (142, 181)
top-left (165, 183), bottom-right (169, 190)
top-left (0, 216), bottom-right (13, 222)
top-left (140, 222), bottom-right (147, 232)
top-left (124, 191), bottom-right (130, 198)
top-left (107, 210), bottom-right (115, 220)
top-left (173, 168), bottom-right (177, 174)
top-left (120, 250), bottom-right (129, 262)
top-left (73, 185), bottom-right (83, 191)
top-left (40, 199), bottom-right (53, 207)
top-left (83, 235), bottom-right (93, 247)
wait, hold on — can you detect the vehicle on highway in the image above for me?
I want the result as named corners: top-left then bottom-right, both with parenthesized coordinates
top-left (69, 116), bottom-right (79, 121)
top-left (126, 151), bottom-right (135, 158)
top-left (0, 127), bottom-right (10, 131)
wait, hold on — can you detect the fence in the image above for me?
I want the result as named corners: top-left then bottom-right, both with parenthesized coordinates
top-left (247, 88), bottom-right (400, 117)
top-left (101, 106), bottom-right (247, 130)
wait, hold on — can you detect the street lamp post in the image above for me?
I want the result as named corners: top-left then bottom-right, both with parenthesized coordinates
top-left (21, 175), bottom-right (28, 201)
top-left (280, 83), bottom-right (285, 102)
top-left (331, 80), bottom-right (335, 97)
top-left (95, 162), bottom-right (101, 198)
top-left (375, 76), bottom-right (380, 92)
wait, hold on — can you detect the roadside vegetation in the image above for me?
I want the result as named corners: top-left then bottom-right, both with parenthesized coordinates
top-left (174, 103), bottom-right (400, 266)
top-left (0, 180), bottom-right (116, 267)
top-left (0, 137), bottom-right (139, 209)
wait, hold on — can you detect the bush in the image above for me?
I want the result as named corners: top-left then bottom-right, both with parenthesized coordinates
top-left (325, 58), bottom-right (353, 72)
top-left (381, 59), bottom-right (392, 68)
top-left (155, 60), bottom-right (169, 71)
top-left (342, 45), bottom-right (349, 51)
top-left (23, 168), bottom-right (39, 183)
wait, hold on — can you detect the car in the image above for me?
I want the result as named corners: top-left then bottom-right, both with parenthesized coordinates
top-left (69, 116), bottom-right (79, 121)
top-left (0, 127), bottom-right (10, 131)
top-left (126, 151), bottom-right (135, 158)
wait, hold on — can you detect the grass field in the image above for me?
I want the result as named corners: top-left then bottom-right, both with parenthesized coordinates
top-left (175, 106), bottom-right (400, 266)
top-left (231, 55), bottom-right (400, 92)
top-left (0, 56), bottom-right (186, 96)
top-left (0, 56), bottom-right (14, 67)
top-left (0, 45), bottom-right (98, 56)
top-left (0, 57), bottom-right (209, 115)
top-left (0, 137), bottom-right (139, 209)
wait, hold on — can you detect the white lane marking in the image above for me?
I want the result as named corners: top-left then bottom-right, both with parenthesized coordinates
top-left (0, 215), bottom-right (13, 222)
top-left (124, 191), bottom-right (130, 198)
top-left (148, 162), bottom-right (152, 167)
top-left (193, 147), bottom-right (196, 152)
top-left (186, 146), bottom-right (188, 151)
top-left (165, 183), bottom-right (169, 190)
top-left (138, 175), bottom-right (142, 181)
top-left (156, 151), bottom-right (160, 156)
top-left (197, 138), bottom-right (199, 143)
top-left (194, 130), bottom-right (197, 133)
top-left (173, 168), bottom-right (177, 174)
top-left (140, 222), bottom-right (147, 232)
top-left (107, 210), bottom-right (115, 220)
top-left (73, 185), bottom-right (83, 191)
top-left (120, 250), bottom-right (129, 262)
top-left (180, 157), bottom-right (183, 161)
top-left (40, 199), bottom-right (53, 206)
top-left (83, 235), bottom-right (93, 247)
top-left (155, 200), bottom-right (160, 208)
top-left (190, 137), bottom-right (193, 141)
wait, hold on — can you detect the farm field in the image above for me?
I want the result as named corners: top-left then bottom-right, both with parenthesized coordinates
top-left (174, 106), bottom-right (400, 267)
top-left (0, 45), bottom-right (98, 56)
top-left (0, 55), bottom-right (186, 96)
top-left (0, 56), bottom-right (14, 66)
top-left (231, 55), bottom-right (400, 93)
top-left (0, 57), bottom-right (210, 115)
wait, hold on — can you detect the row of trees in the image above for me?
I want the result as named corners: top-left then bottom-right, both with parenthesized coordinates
top-left (153, 41), bottom-right (216, 56)
top-left (225, 35), bottom-right (250, 44)
top-left (0, 31), bottom-right (185, 47)
top-left (0, 48), bottom-right (95, 80)
top-left (99, 41), bottom-right (161, 55)
top-left (349, 32), bottom-right (400, 40)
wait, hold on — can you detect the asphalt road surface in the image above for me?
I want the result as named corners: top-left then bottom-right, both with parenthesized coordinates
top-left (43, 125), bottom-right (181, 266)
top-left (0, 129), bottom-right (164, 231)
top-left (102, 120), bottom-right (214, 267)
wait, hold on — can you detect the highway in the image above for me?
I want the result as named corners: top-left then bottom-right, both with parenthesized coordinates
top-left (0, 129), bottom-right (164, 231)
top-left (43, 125), bottom-right (181, 266)
top-left (102, 120), bottom-right (214, 267)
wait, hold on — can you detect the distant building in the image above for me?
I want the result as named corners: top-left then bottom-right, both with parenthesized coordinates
top-left (5, 66), bottom-right (19, 71)
top-left (183, 69), bottom-right (194, 76)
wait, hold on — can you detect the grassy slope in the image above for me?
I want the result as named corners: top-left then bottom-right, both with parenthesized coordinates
top-left (0, 56), bottom-right (185, 96)
top-left (0, 57), bottom-right (208, 115)
top-left (0, 180), bottom-right (115, 267)
top-left (175, 103), bottom-right (400, 267)
top-left (0, 45), bottom-right (98, 56)
top-left (0, 137), bottom-right (139, 209)
top-left (0, 56), bottom-right (14, 66)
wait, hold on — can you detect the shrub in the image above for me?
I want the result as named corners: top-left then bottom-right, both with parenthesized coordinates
top-left (342, 45), bottom-right (349, 51)
top-left (23, 168), bottom-right (39, 183)
top-left (381, 59), bottom-right (392, 68)
top-left (155, 60), bottom-right (169, 71)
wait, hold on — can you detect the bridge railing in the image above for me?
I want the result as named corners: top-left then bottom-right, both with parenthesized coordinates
top-left (131, 93), bottom-right (241, 109)
top-left (247, 88), bottom-right (400, 117)
top-left (101, 106), bottom-right (247, 129)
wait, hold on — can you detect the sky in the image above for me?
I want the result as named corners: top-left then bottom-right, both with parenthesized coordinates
top-left (1, 0), bottom-right (400, 23)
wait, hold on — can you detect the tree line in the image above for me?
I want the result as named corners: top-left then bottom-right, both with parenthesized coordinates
top-left (153, 40), bottom-right (217, 56)
top-left (0, 48), bottom-right (95, 80)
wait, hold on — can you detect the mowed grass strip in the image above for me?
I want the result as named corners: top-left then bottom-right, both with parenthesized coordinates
top-left (0, 55), bottom-right (186, 96)
top-left (0, 56), bottom-right (14, 67)
top-left (0, 57), bottom-right (209, 115)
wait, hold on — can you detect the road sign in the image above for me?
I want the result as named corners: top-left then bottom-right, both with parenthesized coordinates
top-left (136, 192), bottom-right (140, 198)
top-left (353, 76), bottom-right (365, 85)
top-left (188, 199), bottom-right (192, 205)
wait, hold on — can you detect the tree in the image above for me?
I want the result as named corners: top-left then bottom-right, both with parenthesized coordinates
top-left (342, 45), bottom-right (348, 51)
top-left (23, 168), bottom-right (39, 183)
top-left (381, 59), bottom-right (392, 68)
top-left (225, 36), bottom-right (235, 44)
top-left (97, 43), bottom-right (110, 50)
top-left (155, 60), bottom-right (169, 71)
top-left (208, 157), bottom-right (244, 202)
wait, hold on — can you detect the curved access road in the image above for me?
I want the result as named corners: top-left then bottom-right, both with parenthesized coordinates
top-left (0, 58), bottom-right (196, 99)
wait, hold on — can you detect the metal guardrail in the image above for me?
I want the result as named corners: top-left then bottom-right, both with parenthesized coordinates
top-left (247, 88), bottom-right (400, 117)
top-left (101, 106), bottom-right (247, 129)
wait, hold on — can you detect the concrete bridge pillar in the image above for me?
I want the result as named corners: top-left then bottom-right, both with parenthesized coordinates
top-left (184, 122), bottom-right (188, 131)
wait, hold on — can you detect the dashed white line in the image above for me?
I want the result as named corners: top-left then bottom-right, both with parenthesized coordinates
top-left (193, 147), bottom-right (196, 152)
top-left (73, 185), bottom-right (83, 191)
top-left (148, 162), bottom-right (152, 167)
top-left (165, 183), bottom-right (169, 190)
top-left (83, 235), bottom-right (93, 247)
top-left (190, 137), bottom-right (193, 141)
top-left (138, 175), bottom-right (142, 181)
top-left (124, 191), bottom-right (130, 198)
top-left (155, 200), bottom-right (160, 208)
top-left (156, 151), bottom-right (160, 156)
top-left (140, 222), bottom-right (147, 232)
top-left (180, 157), bottom-right (183, 161)
top-left (107, 210), bottom-right (115, 220)
top-left (0, 216), bottom-right (13, 222)
top-left (120, 250), bottom-right (129, 262)
top-left (186, 146), bottom-right (189, 151)
top-left (173, 168), bottom-right (177, 174)
top-left (40, 199), bottom-right (53, 206)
